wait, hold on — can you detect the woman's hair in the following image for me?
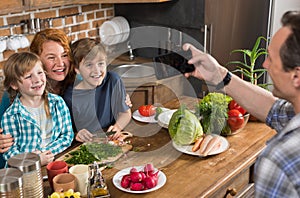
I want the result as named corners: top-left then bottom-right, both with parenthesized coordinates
top-left (3, 52), bottom-right (51, 117)
top-left (280, 11), bottom-right (300, 71)
top-left (30, 28), bottom-right (76, 95)
top-left (71, 38), bottom-right (107, 69)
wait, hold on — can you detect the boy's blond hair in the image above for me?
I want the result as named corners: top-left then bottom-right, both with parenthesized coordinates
top-left (3, 52), bottom-right (51, 117)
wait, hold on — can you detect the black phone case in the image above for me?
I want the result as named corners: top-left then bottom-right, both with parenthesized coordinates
top-left (153, 51), bottom-right (195, 80)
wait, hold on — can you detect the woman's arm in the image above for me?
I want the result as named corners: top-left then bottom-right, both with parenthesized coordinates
top-left (0, 91), bottom-right (14, 152)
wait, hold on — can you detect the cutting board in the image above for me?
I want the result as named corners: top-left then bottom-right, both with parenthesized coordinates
top-left (56, 132), bottom-right (133, 166)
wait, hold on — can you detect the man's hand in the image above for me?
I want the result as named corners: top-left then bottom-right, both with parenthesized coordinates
top-left (183, 43), bottom-right (228, 85)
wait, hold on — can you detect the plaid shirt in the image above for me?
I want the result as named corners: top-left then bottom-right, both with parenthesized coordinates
top-left (255, 99), bottom-right (300, 197)
top-left (1, 93), bottom-right (74, 161)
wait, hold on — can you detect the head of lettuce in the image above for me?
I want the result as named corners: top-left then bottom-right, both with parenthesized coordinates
top-left (168, 106), bottom-right (203, 145)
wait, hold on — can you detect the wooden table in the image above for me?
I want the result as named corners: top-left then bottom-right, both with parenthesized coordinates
top-left (43, 96), bottom-right (276, 198)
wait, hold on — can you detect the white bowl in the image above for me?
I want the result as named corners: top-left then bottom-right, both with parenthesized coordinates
top-left (111, 16), bottom-right (130, 33)
top-left (111, 16), bottom-right (130, 43)
top-left (157, 109), bottom-right (177, 128)
top-left (100, 21), bottom-right (122, 45)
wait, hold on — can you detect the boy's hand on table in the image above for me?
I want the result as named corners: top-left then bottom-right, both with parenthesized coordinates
top-left (40, 151), bottom-right (54, 166)
top-left (107, 125), bottom-right (122, 140)
top-left (75, 129), bottom-right (93, 143)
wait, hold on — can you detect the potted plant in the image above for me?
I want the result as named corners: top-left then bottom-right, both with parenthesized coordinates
top-left (227, 36), bottom-right (271, 90)
top-left (227, 36), bottom-right (271, 121)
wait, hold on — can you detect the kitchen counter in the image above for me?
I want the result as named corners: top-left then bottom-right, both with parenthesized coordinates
top-left (101, 96), bottom-right (275, 197)
top-left (43, 96), bottom-right (276, 197)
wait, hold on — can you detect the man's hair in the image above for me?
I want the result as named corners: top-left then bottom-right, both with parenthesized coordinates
top-left (280, 11), bottom-right (300, 71)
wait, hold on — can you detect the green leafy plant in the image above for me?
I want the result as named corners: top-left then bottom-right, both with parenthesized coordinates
top-left (227, 36), bottom-right (270, 89)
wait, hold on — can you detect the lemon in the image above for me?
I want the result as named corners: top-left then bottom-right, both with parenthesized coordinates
top-left (73, 192), bottom-right (81, 198)
top-left (50, 192), bottom-right (61, 198)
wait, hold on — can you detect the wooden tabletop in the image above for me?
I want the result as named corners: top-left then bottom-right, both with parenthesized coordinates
top-left (101, 96), bottom-right (276, 197)
top-left (43, 96), bottom-right (276, 197)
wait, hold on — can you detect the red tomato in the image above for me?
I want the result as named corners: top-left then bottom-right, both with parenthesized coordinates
top-left (228, 100), bottom-right (247, 115)
top-left (138, 105), bottom-right (156, 117)
top-left (227, 109), bottom-right (244, 131)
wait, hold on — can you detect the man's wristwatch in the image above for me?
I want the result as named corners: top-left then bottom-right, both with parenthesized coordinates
top-left (215, 71), bottom-right (232, 90)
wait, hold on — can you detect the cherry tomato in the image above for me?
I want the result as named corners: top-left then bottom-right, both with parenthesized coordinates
top-left (227, 109), bottom-right (244, 131)
top-left (228, 100), bottom-right (247, 115)
top-left (138, 105), bottom-right (156, 117)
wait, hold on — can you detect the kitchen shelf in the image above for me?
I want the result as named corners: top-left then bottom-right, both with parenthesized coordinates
top-left (75, 0), bottom-right (170, 3)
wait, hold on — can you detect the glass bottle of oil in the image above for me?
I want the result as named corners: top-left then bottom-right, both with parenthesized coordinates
top-left (90, 163), bottom-right (109, 198)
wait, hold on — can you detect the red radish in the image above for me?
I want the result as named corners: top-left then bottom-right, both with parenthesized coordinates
top-left (130, 182), bottom-right (144, 191)
top-left (130, 171), bottom-right (143, 183)
top-left (143, 176), bottom-right (157, 189)
top-left (130, 167), bottom-right (138, 173)
top-left (144, 163), bottom-right (154, 174)
top-left (139, 171), bottom-right (146, 180)
top-left (148, 171), bottom-right (159, 185)
top-left (119, 164), bottom-right (161, 191)
top-left (120, 174), bottom-right (131, 188)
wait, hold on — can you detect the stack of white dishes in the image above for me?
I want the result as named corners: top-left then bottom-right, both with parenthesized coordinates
top-left (100, 16), bottom-right (130, 45)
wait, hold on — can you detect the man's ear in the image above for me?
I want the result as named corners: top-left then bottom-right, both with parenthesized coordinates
top-left (292, 67), bottom-right (300, 88)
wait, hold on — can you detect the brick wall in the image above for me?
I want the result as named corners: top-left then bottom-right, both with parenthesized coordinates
top-left (0, 3), bottom-right (115, 67)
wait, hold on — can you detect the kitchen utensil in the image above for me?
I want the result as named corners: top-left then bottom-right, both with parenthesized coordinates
top-left (157, 109), bottom-right (177, 128)
top-left (172, 135), bottom-right (229, 157)
top-left (111, 16), bottom-right (130, 42)
top-left (6, 36), bottom-right (21, 51)
top-left (7, 152), bottom-right (43, 197)
top-left (53, 173), bottom-right (76, 192)
top-left (112, 166), bottom-right (167, 194)
top-left (46, 160), bottom-right (68, 190)
top-left (100, 21), bottom-right (121, 45)
top-left (0, 36), bottom-right (7, 52)
top-left (19, 35), bottom-right (30, 48)
top-left (132, 108), bottom-right (169, 123)
top-left (0, 168), bottom-right (23, 198)
top-left (69, 164), bottom-right (89, 196)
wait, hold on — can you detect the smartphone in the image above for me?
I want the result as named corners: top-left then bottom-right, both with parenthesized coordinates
top-left (153, 50), bottom-right (195, 79)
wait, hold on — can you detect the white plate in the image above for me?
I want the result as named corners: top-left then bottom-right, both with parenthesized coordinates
top-left (132, 108), bottom-right (169, 123)
top-left (172, 135), bottom-right (229, 156)
top-left (157, 109), bottom-right (177, 128)
top-left (112, 166), bottom-right (167, 193)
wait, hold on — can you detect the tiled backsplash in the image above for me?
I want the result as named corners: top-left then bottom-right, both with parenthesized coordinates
top-left (0, 3), bottom-right (115, 67)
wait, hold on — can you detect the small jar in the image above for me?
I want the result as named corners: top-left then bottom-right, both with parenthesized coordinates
top-left (7, 153), bottom-right (43, 197)
top-left (0, 168), bottom-right (23, 198)
top-left (89, 162), bottom-right (110, 198)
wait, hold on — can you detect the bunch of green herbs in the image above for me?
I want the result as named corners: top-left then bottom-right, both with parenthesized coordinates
top-left (195, 92), bottom-right (232, 135)
top-left (65, 143), bottom-right (122, 165)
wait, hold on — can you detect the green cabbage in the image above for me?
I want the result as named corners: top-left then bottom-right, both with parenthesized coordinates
top-left (168, 106), bottom-right (203, 145)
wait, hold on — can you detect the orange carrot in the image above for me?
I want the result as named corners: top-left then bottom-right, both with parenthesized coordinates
top-left (192, 136), bottom-right (204, 152)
